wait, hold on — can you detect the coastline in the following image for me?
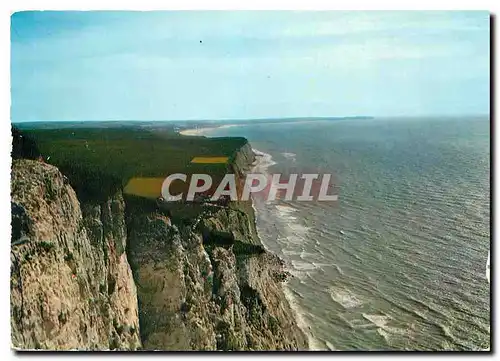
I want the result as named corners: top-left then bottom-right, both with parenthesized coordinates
top-left (176, 118), bottom-right (491, 351)
top-left (188, 123), bottom-right (317, 351)
top-left (11, 124), bottom-right (310, 350)
top-left (177, 119), bottom-right (338, 136)
top-left (178, 127), bottom-right (219, 136)
top-left (250, 148), bottom-right (322, 351)
top-left (178, 124), bottom-right (237, 136)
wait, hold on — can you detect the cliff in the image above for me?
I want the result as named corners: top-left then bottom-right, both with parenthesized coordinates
top-left (10, 142), bottom-right (308, 350)
top-left (11, 160), bottom-right (141, 350)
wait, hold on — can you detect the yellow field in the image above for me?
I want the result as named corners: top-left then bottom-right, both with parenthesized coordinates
top-left (123, 177), bottom-right (190, 199)
top-left (190, 156), bottom-right (229, 164)
top-left (123, 177), bottom-right (164, 199)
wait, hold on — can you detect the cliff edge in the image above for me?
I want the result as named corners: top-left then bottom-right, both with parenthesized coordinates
top-left (11, 159), bottom-right (141, 350)
top-left (10, 141), bottom-right (308, 350)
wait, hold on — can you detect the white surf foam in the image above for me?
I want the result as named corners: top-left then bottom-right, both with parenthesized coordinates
top-left (275, 205), bottom-right (298, 221)
top-left (250, 148), bottom-right (324, 350)
top-left (288, 223), bottom-right (310, 235)
top-left (283, 286), bottom-right (325, 350)
top-left (329, 287), bottom-right (363, 309)
top-left (270, 203), bottom-right (319, 279)
top-left (292, 260), bottom-right (318, 271)
top-left (275, 204), bottom-right (297, 214)
top-left (362, 313), bottom-right (391, 328)
top-left (274, 206), bottom-right (310, 234)
top-left (361, 313), bottom-right (409, 345)
top-left (325, 340), bottom-right (336, 351)
top-left (282, 248), bottom-right (303, 257)
top-left (252, 148), bottom-right (277, 172)
top-left (282, 152), bottom-right (297, 162)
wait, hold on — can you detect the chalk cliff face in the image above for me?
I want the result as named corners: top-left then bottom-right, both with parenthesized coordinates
top-left (11, 160), bottom-right (141, 350)
top-left (230, 142), bottom-right (255, 177)
top-left (10, 143), bottom-right (308, 350)
top-left (126, 205), bottom-right (306, 350)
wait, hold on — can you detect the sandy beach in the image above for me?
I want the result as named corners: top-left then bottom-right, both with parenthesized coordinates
top-left (178, 124), bottom-right (237, 136)
top-left (178, 127), bottom-right (219, 136)
top-left (178, 120), bottom-right (338, 136)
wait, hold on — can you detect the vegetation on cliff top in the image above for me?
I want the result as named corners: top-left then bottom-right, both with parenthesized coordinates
top-left (12, 124), bottom-right (248, 202)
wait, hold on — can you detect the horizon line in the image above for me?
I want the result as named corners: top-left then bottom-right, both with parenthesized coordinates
top-left (11, 113), bottom-right (490, 124)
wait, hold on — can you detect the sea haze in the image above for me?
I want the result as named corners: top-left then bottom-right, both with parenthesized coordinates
top-left (205, 116), bottom-right (490, 351)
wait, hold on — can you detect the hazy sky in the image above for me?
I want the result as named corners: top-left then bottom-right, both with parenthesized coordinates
top-left (11, 11), bottom-right (489, 122)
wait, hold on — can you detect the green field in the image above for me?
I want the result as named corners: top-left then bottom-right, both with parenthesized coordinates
top-left (13, 124), bottom-right (248, 202)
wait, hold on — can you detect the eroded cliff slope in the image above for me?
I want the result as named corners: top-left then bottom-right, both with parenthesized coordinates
top-left (10, 143), bottom-right (308, 350)
top-left (11, 159), bottom-right (141, 350)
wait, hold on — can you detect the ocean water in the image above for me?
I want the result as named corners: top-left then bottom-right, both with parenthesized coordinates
top-left (205, 116), bottom-right (490, 351)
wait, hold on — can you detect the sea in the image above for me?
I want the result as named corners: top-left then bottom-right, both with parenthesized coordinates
top-left (201, 116), bottom-right (490, 351)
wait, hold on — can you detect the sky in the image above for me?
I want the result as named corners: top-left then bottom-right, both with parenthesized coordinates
top-left (11, 11), bottom-right (490, 122)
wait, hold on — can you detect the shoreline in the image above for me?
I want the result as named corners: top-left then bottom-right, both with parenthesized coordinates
top-left (185, 123), bottom-right (318, 350)
top-left (177, 118), bottom-right (338, 136)
top-left (178, 127), bottom-right (219, 136)
top-left (250, 149), bottom-right (321, 351)
top-left (178, 124), bottom-right (237, 136)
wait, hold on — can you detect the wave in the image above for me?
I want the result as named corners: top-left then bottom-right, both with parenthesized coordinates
top-left (252, 148), bottom-right (277, 172)
top-left (250, 148), bottom-right (328, 351)
top-left (291, 260), bottom-right (318, 272)
top-left (362, 313), bottom-right (392, 329)
top-left (282, 152), bottom-right (297, 162)
top-left (282, 286), bottom-right (325, 351)
top-left (329, 287), bottom-right (363, 309)
top-left (324, 340), bottom-right (336, 351)
top-left (275, 205), bottom-right (298, 221)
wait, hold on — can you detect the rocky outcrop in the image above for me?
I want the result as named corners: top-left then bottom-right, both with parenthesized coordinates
top-left (11, 144), bottom-right (308, 351)
top-left (199, 206), bottom-right (262, 248)
top-left (229, 142), bottom-right (255, 177)
top-left (11, 160), bottom-right (141, 350)
top-left (125, 204), bottom-right (306, 350)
